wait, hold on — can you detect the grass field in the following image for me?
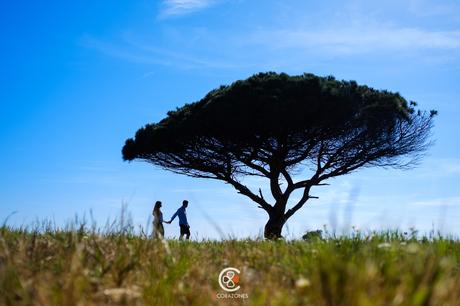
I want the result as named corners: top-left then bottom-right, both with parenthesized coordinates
top-left (1, 219), bottom-right (459, 306)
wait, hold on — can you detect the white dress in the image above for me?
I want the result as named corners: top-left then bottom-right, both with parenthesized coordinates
top-left (153, 211), bottom-right (164, 238)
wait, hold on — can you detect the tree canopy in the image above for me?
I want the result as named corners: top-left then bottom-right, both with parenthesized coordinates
top-left (123, 72), bottom-right (435, 239)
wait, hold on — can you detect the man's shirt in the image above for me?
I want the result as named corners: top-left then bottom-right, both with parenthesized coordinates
top-left (170, 206), bottom-right (188, 226)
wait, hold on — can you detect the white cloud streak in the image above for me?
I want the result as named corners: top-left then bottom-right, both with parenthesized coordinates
top-left (248, 26), bottom-right (460, 55)
top-left (82, 24), bottom-right (460, 73)
top-left (407, 0), bottom-right (460, 18)
top-left (80, 34), bottom-right (252, 70)
top-left (83, 1), bottom-right (460, 70)
top-left (160, 0), bottom-right (216, 17)
top-left (411, 196), bottom-right (460, 207)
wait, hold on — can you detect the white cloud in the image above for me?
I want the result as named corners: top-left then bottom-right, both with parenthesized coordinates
top-left (408, 158), bottom-right (460, 179)
top-left (408, 0), bottom-right (460, 18)
top-left (411, 196), bottom-right (460, 206)
top-left (160, 0), bottom-right (216, 17)
top-left (80, 34), bottom-right (246, 70)
top-left (248, 26), bottom-right (460, 55)
top-left (83, 5), bottom-right (460, 70)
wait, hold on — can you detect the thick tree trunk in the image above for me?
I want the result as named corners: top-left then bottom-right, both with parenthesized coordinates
top-left (264, 210), bottom-right (286, 240)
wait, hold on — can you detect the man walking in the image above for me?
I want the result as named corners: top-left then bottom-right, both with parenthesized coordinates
top-left (166, 200), bottom-right (190, 240)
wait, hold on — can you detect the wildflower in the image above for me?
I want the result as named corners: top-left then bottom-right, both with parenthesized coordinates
top-left (406, 243), bottom-right (419, 254)
top-left (295, 277), bottom-right (311, 289)
top-left (103, 287), bottom-right (141, 302)
top-left (377, 242), bottom-right (391, 249)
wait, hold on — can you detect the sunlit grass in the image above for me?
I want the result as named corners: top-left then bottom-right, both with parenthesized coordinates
top-left (1, 216), bottom-right (459, 305)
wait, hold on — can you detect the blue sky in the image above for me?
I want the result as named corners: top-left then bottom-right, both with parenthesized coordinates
top-left (1, 0), bottom-right (459, 239)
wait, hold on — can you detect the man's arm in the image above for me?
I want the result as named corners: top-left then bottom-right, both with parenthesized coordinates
top-left (169, 210), bottom-right (179, 222)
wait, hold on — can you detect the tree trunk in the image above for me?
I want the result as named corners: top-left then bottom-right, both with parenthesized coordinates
top-left (264, 211), bottom-right (286, 239)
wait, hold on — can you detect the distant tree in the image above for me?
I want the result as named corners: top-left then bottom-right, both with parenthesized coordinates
top-left (122, 72), bottom-right (436, 239)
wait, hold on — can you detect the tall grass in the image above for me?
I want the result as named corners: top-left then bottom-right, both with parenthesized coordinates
top-left (0, 215), bottom-right (459, 305)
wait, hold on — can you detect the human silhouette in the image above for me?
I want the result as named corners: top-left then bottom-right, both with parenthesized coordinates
top-left (166, 200), bottom-right (190, 240)
top-left (152, 201), bottom-right (166, 239)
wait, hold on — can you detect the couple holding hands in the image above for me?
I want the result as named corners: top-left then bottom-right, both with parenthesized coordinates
top-left (153, 200), bottom-right (190, 240)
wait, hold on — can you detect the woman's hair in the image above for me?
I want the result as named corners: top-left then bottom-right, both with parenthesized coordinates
top-left (153, 201), bottom-right (162, 215)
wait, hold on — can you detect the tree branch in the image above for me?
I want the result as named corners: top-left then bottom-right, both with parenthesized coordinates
top-left (258, 188), bottom-right (265, 201)
top-left (281, 168), bottom-right (293, 187)
top-left (284, 185), bottom-right (315, 220)
top-left (223, 175), bottom-right (273, 212)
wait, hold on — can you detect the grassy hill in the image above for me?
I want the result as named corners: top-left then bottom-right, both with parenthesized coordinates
top-left (1, 224), bottom-right (459, 306)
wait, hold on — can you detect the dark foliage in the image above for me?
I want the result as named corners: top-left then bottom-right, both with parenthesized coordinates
top-left (302, 230), bottom-right (323, 241)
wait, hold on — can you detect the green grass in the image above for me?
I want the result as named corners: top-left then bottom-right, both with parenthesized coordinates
top-left (1, 221), bottom-right (459, 306)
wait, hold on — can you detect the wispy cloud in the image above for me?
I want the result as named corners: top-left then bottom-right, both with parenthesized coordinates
top-left (81, 35), bottom-right (173, 66)
top-left (80, 34), bottom-right (245, 70)
top-left (82, 2), bottom-right (460, 72)
top-left (160, 0), bottom-right (217, 18)
top-left (407, 158), bottom-right (460, 179)
top-left (408, 0), bottom-right (460, 18)
top-left (411, 196), bottom-right (460, 206)
top-left (248, 26), bottom-right (460, 55)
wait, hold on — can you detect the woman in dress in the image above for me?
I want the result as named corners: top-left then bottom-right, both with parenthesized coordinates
top-left (152, 201), bottom-right (165, 238)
